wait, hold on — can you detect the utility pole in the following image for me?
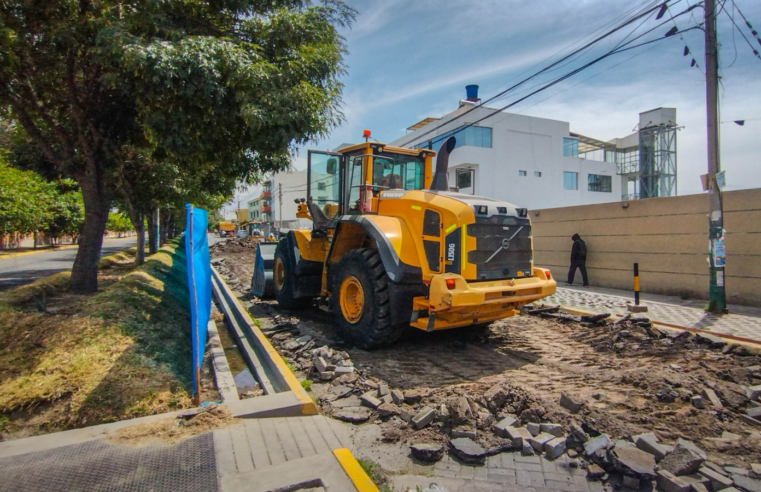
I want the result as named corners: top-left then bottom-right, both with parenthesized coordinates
top-left (704, 0), bottom-right (727, 313)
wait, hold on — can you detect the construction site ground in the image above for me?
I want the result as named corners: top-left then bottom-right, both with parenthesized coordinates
top-left (211, 236), bottom-right (761, 491)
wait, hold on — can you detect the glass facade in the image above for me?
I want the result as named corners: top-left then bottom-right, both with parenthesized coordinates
top-left (414, 126), bottom-right (492, 152)
top-left (563, 172), bottom-right (578, 190)
top-left (588, 174), bottom-right (612, 192)
top-left (563, 138), bottom-right (579, 157)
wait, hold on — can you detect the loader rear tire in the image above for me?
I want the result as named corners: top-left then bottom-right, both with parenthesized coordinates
top-left (331, 248), bottom-right (406, 349)
top-left (273, 244), bottom-right (311, 310)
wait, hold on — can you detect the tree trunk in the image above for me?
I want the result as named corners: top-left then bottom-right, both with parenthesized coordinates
top-left (134, 221), bottom-right (146, 265)
top-left (147, 208), bottom-right (158, 254)
top-left (159, 209), bottom-right (170, 245)
top-left (70, 169), bottom-right (111, 293)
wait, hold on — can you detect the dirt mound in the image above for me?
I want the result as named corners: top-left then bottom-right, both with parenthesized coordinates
top-left (113, 404), bottom-right (233, 445)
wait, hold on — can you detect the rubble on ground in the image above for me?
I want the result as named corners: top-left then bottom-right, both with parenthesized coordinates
top-left (210, 243), bottom-right (761, 491)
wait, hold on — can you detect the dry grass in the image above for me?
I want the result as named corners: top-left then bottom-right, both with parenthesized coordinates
top-left (113, 405), bottom-right (233, 445)
top-left (0, 240), bottom-right (199, 438)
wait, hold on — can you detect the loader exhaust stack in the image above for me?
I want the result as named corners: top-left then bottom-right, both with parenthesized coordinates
top-left (429, 136), bottom-right (456, 192)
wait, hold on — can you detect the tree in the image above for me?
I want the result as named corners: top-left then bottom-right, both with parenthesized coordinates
top-left (0, 158), bottom-right (54, 244)
top-left (0, 1), bottom-right (353, 292)
top-left (46, 180), bottom-right (85, 243)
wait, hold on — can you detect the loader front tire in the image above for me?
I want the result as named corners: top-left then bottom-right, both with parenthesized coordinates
top-left (273, 245), bottom-right (310, 310)
top-left (331, 248), bottom-right (405, 349)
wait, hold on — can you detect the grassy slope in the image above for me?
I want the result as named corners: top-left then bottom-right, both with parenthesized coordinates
top-left (0, 241), bottom-right (195, 436)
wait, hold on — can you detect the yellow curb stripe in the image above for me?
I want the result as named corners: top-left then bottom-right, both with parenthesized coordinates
top-left (332, 448), bottom-right (379, 492)
top-left (0, 245), bottom-right (77, 261)
top-left (211, 265), bottom-right (317, 414)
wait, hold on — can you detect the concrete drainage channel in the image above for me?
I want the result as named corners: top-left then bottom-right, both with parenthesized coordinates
top-left (210, 265), bottom-right (317, 416)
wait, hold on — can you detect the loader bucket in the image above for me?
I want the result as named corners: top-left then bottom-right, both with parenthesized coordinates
top-left (251, 242), bottom-right (278, 298)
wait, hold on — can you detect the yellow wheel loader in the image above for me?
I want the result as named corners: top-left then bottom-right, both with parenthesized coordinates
top-left (257, 135), bottom-right (556, 348)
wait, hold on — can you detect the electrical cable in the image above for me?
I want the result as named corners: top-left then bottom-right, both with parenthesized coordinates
top-left (730, 0), bottom-right (761, 46)
top-left (723, 0), bottom-right (761, 60)
top-left (396, 0), bottom-right (685, 148)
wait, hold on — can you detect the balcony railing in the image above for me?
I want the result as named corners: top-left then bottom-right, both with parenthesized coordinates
top-left (261, 191), bottom-right (271, 198)
top-left (261, 206), bottom-right (272, 212)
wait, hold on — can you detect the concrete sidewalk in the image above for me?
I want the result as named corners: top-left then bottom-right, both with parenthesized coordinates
top-left (0, 404), bottom-right (374, 492)
top-left (545, 284), bottom-right (761, 342)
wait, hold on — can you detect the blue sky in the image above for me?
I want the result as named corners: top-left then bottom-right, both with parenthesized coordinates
top-left (228, 0), bottom-right (761, 213)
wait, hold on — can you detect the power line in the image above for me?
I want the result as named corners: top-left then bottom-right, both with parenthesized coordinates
top-left (396, 0), bottom-right (683, 148)
top-left (723, 0), bottom-right (761, 60)
top-left (731, 0), bottom-right (761, 46)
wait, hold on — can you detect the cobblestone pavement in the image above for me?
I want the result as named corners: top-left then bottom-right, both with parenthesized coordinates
top-left (424, 451), bottom-right (605, 491)
top-left (544, 286), bottom-right (761, 342)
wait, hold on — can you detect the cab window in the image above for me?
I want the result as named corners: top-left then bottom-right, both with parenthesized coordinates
top-left (373, 153), bottom-right (423, 191)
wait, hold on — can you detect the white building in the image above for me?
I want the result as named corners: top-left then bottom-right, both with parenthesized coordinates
top-left (390, 86), bottom-right (677, 209)
top-left (269, 169), bottom-right (312, 232)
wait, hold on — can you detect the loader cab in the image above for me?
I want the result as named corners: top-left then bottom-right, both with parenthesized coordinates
top-left (307, 143), bottom-right (434, 222)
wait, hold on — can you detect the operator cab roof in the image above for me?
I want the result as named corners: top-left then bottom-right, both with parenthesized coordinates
top-left (336, 142), bottom-right (436, 157)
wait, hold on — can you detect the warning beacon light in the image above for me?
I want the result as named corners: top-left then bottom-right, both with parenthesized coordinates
top-left (363, 129), bottom-right (371, 142)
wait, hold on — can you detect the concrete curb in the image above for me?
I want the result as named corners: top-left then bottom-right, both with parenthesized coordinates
top-left (0, 244), bottom-right (77, 260)
top-left (208, 319), bottom-right (239, 403)
top-left (333, 448), bottom-right (380, 492)
top-left (211, 265), bottom-right (317, 415)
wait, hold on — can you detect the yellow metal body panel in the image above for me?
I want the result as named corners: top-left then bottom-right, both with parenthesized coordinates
top-left (291, 229), bottom-right (330, 264)
top-left (411, 268), bottom-right (556, 331)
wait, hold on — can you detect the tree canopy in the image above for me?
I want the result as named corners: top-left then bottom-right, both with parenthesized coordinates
top-left (0, 0), bottom-right (354, 291)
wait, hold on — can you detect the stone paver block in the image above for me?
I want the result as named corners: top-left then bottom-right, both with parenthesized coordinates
top-left (360, 391), bottom-right (381, 409)
top-left (390, 389), bottom-right (404, 405)
top-left (334, 366), bottom-right (354, 374)
top-left (676, 438), bottom-right (707, 460)
top-left (732, 474), bottom-right (761, 492)
top-left (612, 443), bottom-right (656, 478)
top-left (449, 438), bottom-right (486, 464)
top-left (504, 426), bottom-right (532, 448)
top-left (748, 385), bottom-right (761, 401)
top-left (526, 422), bottom-right (540, 436)
top-left (410, 443), bottom-right (444, 462)
top-left (560, 392), bottom-right (583, 413)
top-left (540, 423), bottom-right (564, 437)
top-left (377, 384), bottom-right (389, 397)
top-left (412, 406), bottom-right (435, 429)
top-left (702, 388), bottom-right (724, 408)
top-left (528, 432), bottom-right (555, 453)
top-left (544, 437), bottom-right (567, 459)
top-left (493, 417), bottom-right (518, 438)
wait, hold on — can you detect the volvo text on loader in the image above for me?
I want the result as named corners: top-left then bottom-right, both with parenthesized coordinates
top-left (259, 135), bottom-right (556, 348)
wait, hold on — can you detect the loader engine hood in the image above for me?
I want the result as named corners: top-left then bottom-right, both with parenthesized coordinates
top-left (426, 190), bottom-right (532, 281)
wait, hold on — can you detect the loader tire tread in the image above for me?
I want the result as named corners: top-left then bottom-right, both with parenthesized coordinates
top-left (273, 243), bottom-right (311, 310)
top-left (331, 248), bottom-right (406, 349)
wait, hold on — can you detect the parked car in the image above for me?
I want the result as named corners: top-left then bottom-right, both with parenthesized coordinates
top-left (236, 230), bottom-right (249, 238)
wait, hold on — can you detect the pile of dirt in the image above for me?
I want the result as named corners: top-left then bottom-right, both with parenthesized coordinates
top-left (113, 404), bottom-right (233, 445)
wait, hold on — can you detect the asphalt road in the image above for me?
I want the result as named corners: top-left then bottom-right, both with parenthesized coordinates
top-left (0, 236), bottom-right (137, 291)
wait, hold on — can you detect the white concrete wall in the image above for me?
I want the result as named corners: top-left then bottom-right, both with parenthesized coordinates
top-left (390, 105), bottom-right (620, 210)
top-left (271, 170), bottom-right (308, 224)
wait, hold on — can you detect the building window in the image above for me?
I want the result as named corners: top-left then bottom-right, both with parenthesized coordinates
top-left (564, 172), bottom-right (578, 190)
top-left (414, 126), bottom-right (492, 151)
top-left (563, 138), bottom-right (579, 157)
top-left (518, 170), bottom-right (527, 177)
top-left (534, 171), bottom-right (542, 177)
top-left (588, 174), bottom-right (612, 192)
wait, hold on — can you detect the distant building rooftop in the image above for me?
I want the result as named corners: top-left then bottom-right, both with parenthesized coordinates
top-left (407, 117), bottom-right (441, 132)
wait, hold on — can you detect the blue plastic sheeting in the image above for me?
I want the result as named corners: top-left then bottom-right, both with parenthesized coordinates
top-left (185, 204), bottom-right (211, 396)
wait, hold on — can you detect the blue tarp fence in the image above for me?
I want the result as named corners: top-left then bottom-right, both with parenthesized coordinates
top-left (184, 204), bottom-right (211, 399)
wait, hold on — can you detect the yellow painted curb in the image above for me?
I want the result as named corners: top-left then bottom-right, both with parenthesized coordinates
top-left (0, 244), bottom-right (77, 261)
top-left (211, 265), bottom-right (318, 414)
top-left (332, 448), bottom-right (379, 492)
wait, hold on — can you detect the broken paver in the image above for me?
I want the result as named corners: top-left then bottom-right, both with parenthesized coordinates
top-left (702, 388), bottom-right (724, 408)
top-left (676, 438), bottom-right (707, 460)
top-left (360, 391), bottom-right (382, 409)
top-left (740, 414), bottom-right (761, 427)
top-left (634, 432), bottom-right (673, 461)
top-left (560, 392), bottom-right (583, 413)
top-left (521, 441), bottom-right (534, 455)
top-left (403, 388), bottom-right (427, 404)
top-left (376, 402), bottom-right (400, 418)
top-left (412, 406), bottom-right (436, 429)
top-left (660, 444), bottom-right (705, 476)
top-left (377, 384), bottom-right (389, 397)
top-left (622, 475), bottom-right (640, 489)
top-left (584, 434), bottom-right (611, 457)
top-left (333, 407), bottom-right (372, 423)
top-left (732, 474), bottom-right (761, 492)
top-left (698, 466), bottom-right (734, 490)
top-left (449, 437), bottom-right (487, 464)
top-left (334, 366), bottom-right (355, 374)
top-left (544, 437), bottom-right (567, 459)
top-left (410, 443), bottom-right (444, 462)
top-left (588, 464), bottom-right (605, 480)
top-left (748, 407), bottom-right (761, 419)
top-left (528, 432), bottom-right (555, 453)
top-left (612, 442), bottom-right (656, 478)
top-left (656, 470), bottom-right (691, 492)
top-left (540, 423), bottom-right (564, 437)
top-left (748, 385), bottom-right (761, 401)
top-left (451, 426), bottom-right (477, 439)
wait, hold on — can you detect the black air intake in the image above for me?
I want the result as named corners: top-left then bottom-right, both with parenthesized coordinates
top-left (429, 136), bottom-right (456, 191)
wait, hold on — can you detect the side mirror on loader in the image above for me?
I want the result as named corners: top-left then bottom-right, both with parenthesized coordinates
top-left (327, 157), bottom-right (338, 175)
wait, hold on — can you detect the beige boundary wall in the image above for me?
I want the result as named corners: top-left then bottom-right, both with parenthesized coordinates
top-left (530, 188), bottom-right (761, 306)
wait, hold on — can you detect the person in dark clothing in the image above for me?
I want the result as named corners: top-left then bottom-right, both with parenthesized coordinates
top-left (566, 233), bottom-right (589, 287)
